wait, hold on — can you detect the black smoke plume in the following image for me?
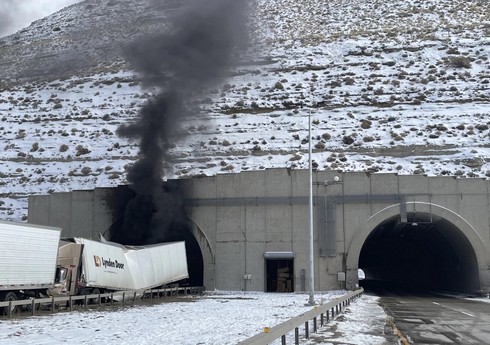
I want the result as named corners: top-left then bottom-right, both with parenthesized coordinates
top-left (116, 0), bottom-right (248, 244)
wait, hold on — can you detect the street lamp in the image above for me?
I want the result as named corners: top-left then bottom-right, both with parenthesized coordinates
top-left (307, 109), bottom-right (315, 305)
top-left (324, 175), bottom-right (342, 186)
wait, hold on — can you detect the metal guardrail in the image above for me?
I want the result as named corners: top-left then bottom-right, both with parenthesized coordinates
top-left (238, 288), bottom-right (364, 345)
top-left (0, 286), bottom-right (204, 319)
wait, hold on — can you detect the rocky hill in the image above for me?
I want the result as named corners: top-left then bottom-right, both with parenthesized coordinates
top-left (0, 0), bottom-right (489, 221)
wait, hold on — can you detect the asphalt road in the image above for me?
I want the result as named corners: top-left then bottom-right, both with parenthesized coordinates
top-left (379, 292), bottom-right (490, 344)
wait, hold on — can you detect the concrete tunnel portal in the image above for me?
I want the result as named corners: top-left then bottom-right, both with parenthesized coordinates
top-left (26, 171), bottom-right (490, 293)
top-left (358, 212), bottom-right (480, 293)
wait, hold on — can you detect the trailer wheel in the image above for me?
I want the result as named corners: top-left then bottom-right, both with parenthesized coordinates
top-left (91, 289), bottom-right (101, 304)
top-left (1, 292), bottom-right (18, 315)
top-left (78, 288), bottom-right (91, 306)
top-left (24, 297), bottom-right (40, 312)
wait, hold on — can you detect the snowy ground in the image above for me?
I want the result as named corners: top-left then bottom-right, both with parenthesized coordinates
top-left (0, 290), bottom-right (389, 345)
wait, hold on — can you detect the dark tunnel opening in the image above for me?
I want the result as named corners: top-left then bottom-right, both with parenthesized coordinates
top-left (359, 213), bottom-right (480, 295)
top-left (160, 227), bottom-right (204, 288)
top-left (107, 185), bottom-right (204, 287)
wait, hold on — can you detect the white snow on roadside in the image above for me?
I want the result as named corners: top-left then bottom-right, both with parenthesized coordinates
top-left (305, 294), bottom-right (388, 345)
top-left (0, 291), bottom-right (388, 345)
top-left (466, 296), bottom-right (490, 304)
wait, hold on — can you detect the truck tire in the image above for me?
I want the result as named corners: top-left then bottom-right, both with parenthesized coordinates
top-left (24, 297), bottom-right (40, 312)
top-left (91, 288), bottom-right (101, 304)
top-left (1, 292), bottom-right (18, 315)
top-left (77, 288), bottom-right (91, 306)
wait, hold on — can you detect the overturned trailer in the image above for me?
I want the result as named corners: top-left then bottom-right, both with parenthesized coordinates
top-left (51, 238), bottom-right (189, 298)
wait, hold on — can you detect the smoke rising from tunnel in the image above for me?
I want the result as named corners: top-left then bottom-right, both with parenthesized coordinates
top-left (116, 0), bottom-right (248, 244)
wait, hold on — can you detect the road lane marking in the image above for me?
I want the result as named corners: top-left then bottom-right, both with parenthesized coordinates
top-left (432, 301), bottom-right (474, 317)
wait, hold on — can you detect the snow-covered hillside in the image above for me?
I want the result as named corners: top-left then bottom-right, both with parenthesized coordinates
top-left (0, 0), bottom-right (489, 221)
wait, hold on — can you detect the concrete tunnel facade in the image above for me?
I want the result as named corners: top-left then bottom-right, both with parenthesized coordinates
top-left (28, 170), bottom-right (490, 293)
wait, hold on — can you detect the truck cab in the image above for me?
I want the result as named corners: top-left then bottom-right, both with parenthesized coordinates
top-left (48, 241), bottom-right (83, 296)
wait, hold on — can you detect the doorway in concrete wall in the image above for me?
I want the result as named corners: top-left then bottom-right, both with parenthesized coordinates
top-left (265, 259), bottom-right (294, 292)
top-left (358, 213), bottom-right (480, 294)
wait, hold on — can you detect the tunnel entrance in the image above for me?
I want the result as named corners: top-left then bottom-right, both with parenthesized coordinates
top-left (108, 184), bottom-right (204, 287)
top-left (358, 212), bottom-right (479, 294)
top-left (163, 228), bottom-right (204, 287)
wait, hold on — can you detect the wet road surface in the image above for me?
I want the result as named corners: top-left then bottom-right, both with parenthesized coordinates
top-left (379, 291), bottom-right (490, 344)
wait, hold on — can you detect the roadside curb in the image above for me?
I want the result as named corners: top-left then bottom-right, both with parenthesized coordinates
top-left (386, 317), bottom-right (412, 345)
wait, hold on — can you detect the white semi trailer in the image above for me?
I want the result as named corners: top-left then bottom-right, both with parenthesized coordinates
top-left (0, 220), bottom-right (61, 314)
top-left (0, 220), bottom-right (189, 314)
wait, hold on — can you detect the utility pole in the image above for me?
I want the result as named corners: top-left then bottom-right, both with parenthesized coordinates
top-left (307, 109), bottom-right (315, 305)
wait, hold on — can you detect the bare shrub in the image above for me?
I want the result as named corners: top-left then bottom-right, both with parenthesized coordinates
top-left (81, 167), bottom-right (92, 175)
top-left (321, 132), bottom-right (331, 140)
top-left (344, 77), bottom-right (355, 85)
top-left (274, 81), bottom-right (284, 90)
top-left (448, 56), bottom-right (472, 69)
top-left (360, 120), bottom-right (372, 129)
top-left (75, 145), bottom-right (91, 156)
top-left (343, 136), bottom-right (354, 145)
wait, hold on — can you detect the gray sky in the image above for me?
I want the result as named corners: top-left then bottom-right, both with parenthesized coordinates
top-left (0, 0), bottom-right (83, 37)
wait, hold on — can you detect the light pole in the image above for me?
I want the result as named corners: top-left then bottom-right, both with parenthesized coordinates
top-left (307, 109), bottom-right (315, 305)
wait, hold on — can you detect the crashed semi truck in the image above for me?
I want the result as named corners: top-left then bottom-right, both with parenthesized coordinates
top-left (0, 220), bottom-right (189, 314)
top-left (50, 237), bottom-right (189, 298)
